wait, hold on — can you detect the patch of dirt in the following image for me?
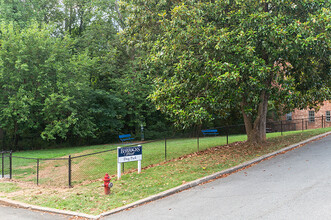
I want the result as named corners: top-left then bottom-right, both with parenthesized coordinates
top-left (21, 159), bottom-right (69, 186)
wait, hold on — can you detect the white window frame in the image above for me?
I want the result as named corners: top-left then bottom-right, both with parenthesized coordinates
top-left (326, 111), bottom-right (331, 122)
top-left (309, 111), bottom-right (315, 122)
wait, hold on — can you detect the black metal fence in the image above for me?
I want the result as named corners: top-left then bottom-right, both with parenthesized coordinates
top-left (0, 151), bottom-right (12, 179)
top-left (3, 148), bottom-right (119, 187)
top-left (1, 116), bottom-right (330, 187)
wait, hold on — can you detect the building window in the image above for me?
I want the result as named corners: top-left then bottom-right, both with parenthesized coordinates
top-left (326, 111), bottom-right (331, 122)
top-left (309, 111), bottom-right (315, 122)
top-left (286, 112), bottom-right (292, 121)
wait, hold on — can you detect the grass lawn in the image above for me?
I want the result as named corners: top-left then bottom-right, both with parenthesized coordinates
top-left (0, 127), bottom-right (330, 215)
top-left (7, 133), bottom-right (241, 185)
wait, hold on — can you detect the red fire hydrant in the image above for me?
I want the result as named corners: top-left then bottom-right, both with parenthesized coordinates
top-left (103, 173), bottom-right (113, 195)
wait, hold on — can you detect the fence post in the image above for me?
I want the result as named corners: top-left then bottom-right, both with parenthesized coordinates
top-left (281, 121), bottom-right (283, 136)
top-left (68, 155), bottom-right (72, 188)
top-left (302, 119), bottom-right (304, 131)
top-left (226, 127), bottom-right (229, 145)
top-left (1, 152), bottom-right (4, 178)
top-left (165, 137), bottom-right (167, 161)
top-left (197, 132), bottom-right (199, 152)
top-left (37, 159), bottom-right (39, 185)
top-left (9, 151), bottom-right (12, 179)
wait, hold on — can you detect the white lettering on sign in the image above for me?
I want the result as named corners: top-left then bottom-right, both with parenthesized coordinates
top-left (118, 146), bottom-right (142, 163)
top-left (117, 145), bottom-right (143, 179)
top-left (120, 147), bottom-right (141, 155)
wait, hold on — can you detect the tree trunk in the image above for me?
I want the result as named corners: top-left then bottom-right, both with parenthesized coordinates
top-left (241, 91), bottom-right (269, 145)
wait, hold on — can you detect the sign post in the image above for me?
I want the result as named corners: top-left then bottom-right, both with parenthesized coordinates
top-left (117, 145), bottom-right (142, 180)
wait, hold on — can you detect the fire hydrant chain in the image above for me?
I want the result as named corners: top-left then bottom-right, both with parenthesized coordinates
top-left (103, 173), bottom-right (113, 195)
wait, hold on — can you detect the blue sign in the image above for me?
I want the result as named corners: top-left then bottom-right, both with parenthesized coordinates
top-left (118, 146), bottom-right (142, 163)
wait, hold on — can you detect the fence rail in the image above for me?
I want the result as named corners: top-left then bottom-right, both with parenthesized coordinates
top-left (1, 116), bottom-right (330, 187)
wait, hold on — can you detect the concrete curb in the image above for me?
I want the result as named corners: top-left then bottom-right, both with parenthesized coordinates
top-left (1, 131), bottom-right (330, 219)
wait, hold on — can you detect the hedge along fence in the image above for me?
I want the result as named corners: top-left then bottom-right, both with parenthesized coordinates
top-left (1, 116), bottom-right (330, 188)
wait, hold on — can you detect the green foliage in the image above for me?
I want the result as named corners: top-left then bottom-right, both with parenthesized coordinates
top-left (0, 0), bottom-right (62, 28)
top-left (122, 0), bottom-right (331, 143)
top-left (0, 0), bottom-right (175, 149)
top-left (87, 89), bottom-right (124, 142)
top-left (0, 23), bottom-right (97, 147)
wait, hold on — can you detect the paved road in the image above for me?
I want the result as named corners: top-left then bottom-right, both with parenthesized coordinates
top-left (0, 204), bottom-right (68, 220)
top-left (0, 135), bottom-right (330, 219)
top-left (105, 135), bottom-right (331, 220)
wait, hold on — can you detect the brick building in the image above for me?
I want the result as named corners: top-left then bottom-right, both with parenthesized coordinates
top-left (282, 100), bottom-right (331, 130)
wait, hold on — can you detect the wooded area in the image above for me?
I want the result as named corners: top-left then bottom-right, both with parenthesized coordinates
top-left (0, 0), bottom-right (173, 149)
top-left (0, 0), bottom-right (330, 149)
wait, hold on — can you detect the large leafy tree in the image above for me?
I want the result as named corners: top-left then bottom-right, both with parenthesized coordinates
top-left (0, 23), bottom-right (97, 147)
top-left (122, 0), bottom-right (330, 145)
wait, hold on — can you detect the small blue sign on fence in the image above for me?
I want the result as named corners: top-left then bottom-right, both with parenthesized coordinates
top-left (117, 145), bottom-right (142, 163)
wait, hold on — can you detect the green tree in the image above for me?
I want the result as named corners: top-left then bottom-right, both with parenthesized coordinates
top-left (0, 0), bottom-right (62, 28)
top-left (0, 23), bottom-right (97, 147)
top-left (122, 0), bottom-right (330, 145)
top-left (86, 89), bottom-right (125, 143)
top-left (73, 0), bottom-right (172, 138)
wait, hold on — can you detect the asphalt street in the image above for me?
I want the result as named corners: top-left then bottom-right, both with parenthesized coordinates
top-left (0, 204), bottom-right (68, 220)
top-left (105, 135), bottom-right (331, 220)
top-left (0, 134), bottom-right (330, 220)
